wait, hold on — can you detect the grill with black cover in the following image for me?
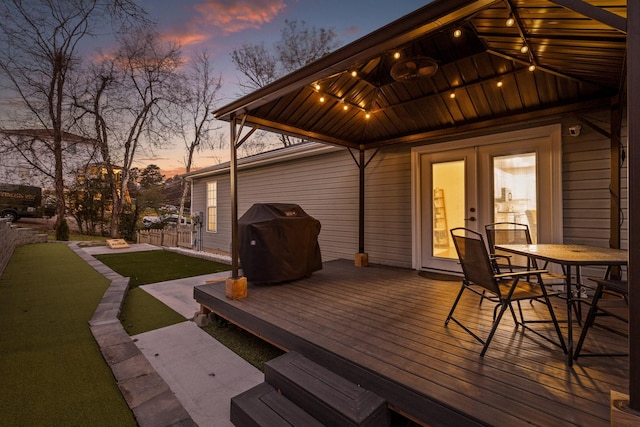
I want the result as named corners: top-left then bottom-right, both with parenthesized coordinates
top-left (239, 203), bottom-right (322, 283)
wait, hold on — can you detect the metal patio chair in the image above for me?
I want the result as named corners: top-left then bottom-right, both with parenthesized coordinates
top-left (445, 227), bottom-right (567, 357)
top-left (485, 222), bottom-right (565, 283)
top-left (574, 277), bottom-right (628, 360)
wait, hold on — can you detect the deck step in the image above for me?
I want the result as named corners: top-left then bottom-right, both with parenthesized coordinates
top-left (231, 382), bottom-right (323, 427)
top-left (264, 352), bottom-right (389, 427)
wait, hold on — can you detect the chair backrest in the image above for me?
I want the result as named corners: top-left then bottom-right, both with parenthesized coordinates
top-left (485, 222), bottom-right (532, 268)
top-left (450, 227), bottom-right (501, 296)
top-left (485, 222), bottom-right (532, 247)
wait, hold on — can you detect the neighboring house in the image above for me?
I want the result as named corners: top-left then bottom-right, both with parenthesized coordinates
top-left (0, 129), bottom-right (98, 192)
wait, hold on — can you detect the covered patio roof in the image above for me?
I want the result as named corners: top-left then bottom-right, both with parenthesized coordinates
top-left (213, 0), bottom-right (627, 149)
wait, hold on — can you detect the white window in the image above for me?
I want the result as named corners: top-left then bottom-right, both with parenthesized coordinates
top-left (206, 181), bottom-right (217, 232)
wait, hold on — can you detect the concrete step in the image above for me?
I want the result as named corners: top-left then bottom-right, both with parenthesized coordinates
top-left (264, 352), bottom-right (389, 427)
top-left (231, 382), bottom-right (323, 427)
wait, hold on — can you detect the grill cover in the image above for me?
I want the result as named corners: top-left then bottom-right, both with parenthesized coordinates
top-left (239, 203), bottom-right (322, 283)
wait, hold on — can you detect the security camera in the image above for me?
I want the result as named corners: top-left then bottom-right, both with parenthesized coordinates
top-left (569, 124), bottom-right (582, 137)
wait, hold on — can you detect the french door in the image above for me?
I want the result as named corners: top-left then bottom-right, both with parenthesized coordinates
top-left (413, 125), bottom-right (562, 272)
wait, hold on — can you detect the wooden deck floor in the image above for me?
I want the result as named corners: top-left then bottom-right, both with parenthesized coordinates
top-left (194, 259), bottom-right (629, 426)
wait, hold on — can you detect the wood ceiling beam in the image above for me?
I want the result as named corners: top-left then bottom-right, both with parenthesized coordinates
top-left (241, 115), bottom-right (360, 149)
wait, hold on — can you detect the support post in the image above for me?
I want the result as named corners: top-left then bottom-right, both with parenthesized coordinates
top-left (229, 115), bottom-right (247, 299)
top-left (356, 147), bottom-right (368, 266)
top-left (625, 0), bottom-right (640, 415)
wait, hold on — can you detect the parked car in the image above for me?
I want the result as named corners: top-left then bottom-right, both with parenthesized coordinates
top-left (0, 183), bottom-right (45, 222)
top-left (142, 214), bottom-right (191, 229)
top-left (142, 215), bottom-right (162, 228)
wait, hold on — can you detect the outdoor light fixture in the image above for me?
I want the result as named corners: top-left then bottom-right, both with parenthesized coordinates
top-left (310, 82), bottom-right (373, 120)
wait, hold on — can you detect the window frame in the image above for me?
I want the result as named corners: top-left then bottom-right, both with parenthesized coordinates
top-left (206, 181), bottom-right (217, 233)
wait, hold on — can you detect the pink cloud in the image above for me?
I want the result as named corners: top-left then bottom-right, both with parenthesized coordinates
top-left (194, 0), bottom-right (287, 34)
top-left (161, 30), bottom-right (208, 48)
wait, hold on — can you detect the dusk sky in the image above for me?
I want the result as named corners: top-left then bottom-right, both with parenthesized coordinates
top-left (133, 0), bottom-right (430, 176)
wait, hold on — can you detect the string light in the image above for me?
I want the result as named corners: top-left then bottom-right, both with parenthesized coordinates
top-left (351, 70), bottom-right (358, 78)
top-left (314, 84), bottom-right (321, 90)
top-left (449, 92), bottom-right (456, 99)
top-left (319, 96), bottom-right (325, 103)
top-left (496, 81), bottom-right (503, 88)
top-left (528, 64), bottom-right (536, 72)
top-left (506, 16), bottom-right (515, 27)
top-left (365, 112), bottom-right (371, 119)
top-left (453, 28), bottom-right (462, 38)
top-left (520, 45), bottom-right (529, 54)
top-left (393, 51), bottom-right (401, 60)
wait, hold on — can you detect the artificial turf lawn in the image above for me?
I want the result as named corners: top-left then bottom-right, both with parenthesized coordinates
top-left (0, 243), bottom-right (136, 426)
top-left (119, 287), bottom-right (185, 335)
top-left (94, 250), bottom-right (229, 287)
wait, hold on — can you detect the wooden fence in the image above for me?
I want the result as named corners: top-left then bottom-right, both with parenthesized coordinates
top-left (137, 224), bottom-right (193, 249)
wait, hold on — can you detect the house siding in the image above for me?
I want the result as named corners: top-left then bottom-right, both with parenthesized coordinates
top-left (561, 112), bottom-right (628, 250)
top-left (191, 146), bottom-right (413, 267)
top-left (191, 111), bottom-right (627, 271)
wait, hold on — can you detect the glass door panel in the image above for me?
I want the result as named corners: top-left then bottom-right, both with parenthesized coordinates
top-left (420, 147), bottom-right (476, 271)
top-left (492, 153), bottom-right (538, 242)
top-left (432, 161), bottom-right (465, 259)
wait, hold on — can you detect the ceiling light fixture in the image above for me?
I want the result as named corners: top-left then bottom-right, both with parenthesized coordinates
top-left (319, 96), bottom-right (325, 103)
top-left (314, 84), bottom-right (321, 90)
top-left (449, 92), bottom-right (456, 99)
top-left (453, 28), bottom-right (462, 38)
top-left (520, 45), bottom-right (529, 54)
top-left (528, 64), bottom-right (536, 72)
top-left (351, 70), bottom-right (358, 78)
top-left (506, 16), bottom-right (515, 27)
top-left (497, 81), bottom-right (503, 88)
top-left (393, 51), bottom-right (401, 60)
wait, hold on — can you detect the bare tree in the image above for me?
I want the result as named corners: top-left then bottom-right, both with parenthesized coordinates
top-left (0, 0), bottom-right (145, 236)
top-left (73, 26), bottom-right (183, 237)
top-left (176, 51), bottom-right (222, 221)
top-left (230, 43), bottom-right (278, 93)
top-left (230, 20), bottom-right (340, 152)
top-left (276, 20), bottom-right (339, 73)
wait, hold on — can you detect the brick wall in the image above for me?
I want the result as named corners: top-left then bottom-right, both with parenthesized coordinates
top-left (0, 218), bottom-right (48, 277)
